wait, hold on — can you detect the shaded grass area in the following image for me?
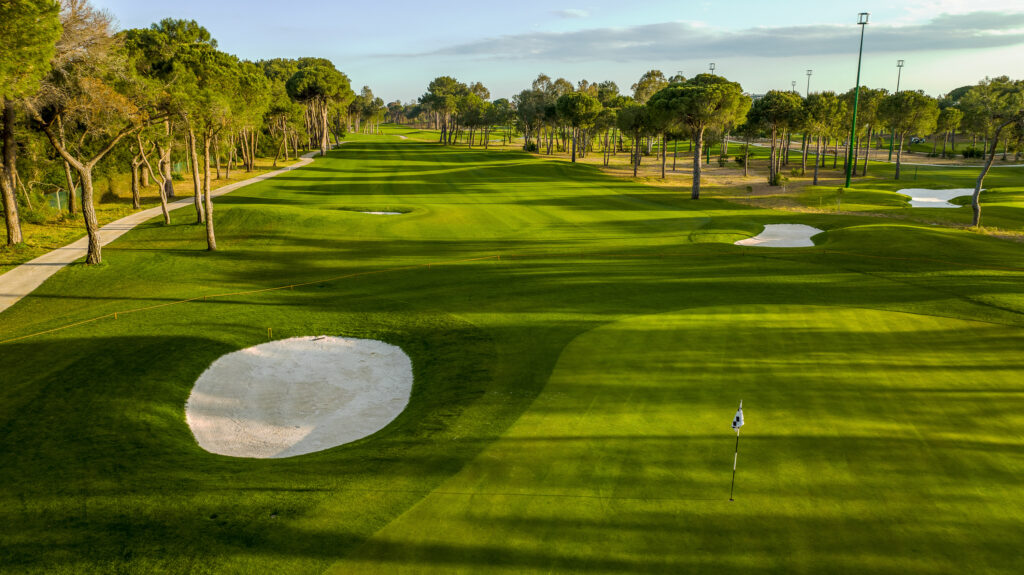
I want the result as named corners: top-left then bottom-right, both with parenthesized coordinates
top-left (1, 127), bottom-right (1023, 573)
top-left (0, 157), bottom-right (299, 275)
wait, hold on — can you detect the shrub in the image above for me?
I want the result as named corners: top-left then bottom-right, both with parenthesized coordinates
top-left (717, 155), bottom-right (729, 167)
top-left (523, 142), bottom-right (538, 153)
top-left (769, 173), bottom-right (789, 187)
top-left (790, 168), bottom-right (802, 177)
top-left (962, 147), bottom-right (985, 159)
top-left (17, 191), bottom-right (56, 224)
top-left (734, 156), bottom-right (746, 167)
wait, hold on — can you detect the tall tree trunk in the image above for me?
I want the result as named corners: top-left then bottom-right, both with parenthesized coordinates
top-left (215, 135), bottom-right (222, 178)
top-left (813, 136), bottom-right (821, 185)
top-left (673, 138), bottom-right (678, 171)
top-left (227, 133), bottom-right (234, 177)
top-left (862, 127), bottom-right (872, 176)
top-left (768, 127), bottom-right (777, 184)
top-left (319, 100), bottom-right (329, 157)
top-left (894, 133), bottom-right (905, 180)
top-left (187, 124), bottom-right (205, 223)
top-left (852, 133), bottom-right (860, 173)
top-left (743, 137), bottom-right (750, 177)
top-left (203, 132), bottom-right (216, 251)
top-left (78, 169), bottom-right (102, 264)
top-left (941, 132), bottom-right (948, 159)
top-left (160, 119), bottom-right (175, 198)
top-left (141, 164), bottom-right (150, 188)
top-left (1, 97), bottom-right (22, 245)
top-left (0, 173), bottom-right (20, 245)
top-left (691, 127), bottom-right (704, 199)
top-left (136, 134), bottom-right (170, 225)
top-left (57, 115), bottom-right (77, 214)
top-left (971, 121), bottom-right (1013, 227)
top-left (801, 133), bottom-right (808, 174)
top-left (130, 156), bottom-right (142, 209)
top-left (660, 132), bottom-right (667, 178)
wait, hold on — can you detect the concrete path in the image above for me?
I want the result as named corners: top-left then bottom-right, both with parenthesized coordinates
top-left (0, 150), bottom-right (325, 316)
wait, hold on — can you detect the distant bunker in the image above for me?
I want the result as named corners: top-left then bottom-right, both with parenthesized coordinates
top-left (185, 336), bottom-right (413, 458)
top-left (898, 188), bottom-right (973, 208)
top-left (735, 224), bottom-right (824, 248)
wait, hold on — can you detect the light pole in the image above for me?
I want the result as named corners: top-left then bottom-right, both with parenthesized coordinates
top-left (845, 12), bottom-right (869, 189)
top-left (806, 69), bottom-right (813, 97)
top-left (887, 59), bottom-right (905, 161)
top-left (709, 63), bottom-right (716, 76)
top-left (791, 80), bottom-right (797, 92)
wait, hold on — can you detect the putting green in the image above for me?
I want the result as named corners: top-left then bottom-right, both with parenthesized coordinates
top-left (330, 305), bottom-right (1024, 574)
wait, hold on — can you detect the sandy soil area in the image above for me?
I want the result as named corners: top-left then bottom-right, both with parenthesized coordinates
top-left (898, 188), bottom-right (973, 208)
top-left (735, 224), bottom-right (824, 247)
top-left (185, 336), bottom-right (413, 458)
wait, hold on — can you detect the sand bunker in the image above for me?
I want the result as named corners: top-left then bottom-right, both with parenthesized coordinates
top-left (361, 211), bottom-right (404, 215)
top-left (899, 188), bottom-right (973, 208)
top-left (735, 224), bottom-right (823, 248)
top-left (185, 336), bottom-right (413, 458)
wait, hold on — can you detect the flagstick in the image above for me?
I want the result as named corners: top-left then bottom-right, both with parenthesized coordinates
top-left (729, 430), bottom-right (740, 502)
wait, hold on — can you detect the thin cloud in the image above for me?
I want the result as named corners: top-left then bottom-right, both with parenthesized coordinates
top-left (551, 9), bottom-right (590, 19)
top-left (379, 11), bottom-right (1024, 61)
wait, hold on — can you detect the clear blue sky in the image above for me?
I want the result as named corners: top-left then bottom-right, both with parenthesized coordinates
top-left (94, 0), bottom-right (1024, 102)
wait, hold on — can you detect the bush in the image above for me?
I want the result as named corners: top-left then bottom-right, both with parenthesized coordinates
top-left (962, 147), bottom-right (985, 159)
top-left (734, 156), bottom-right (746, 167)
top-left (790, 168), bottom-right (802, 177)
top-left (17, 191), bottom-right (56, 224)
top-left (769, 173), bottom-right (789, 187)
top-left (523, 142), bottom-right (538, 153)
top-left (717, 155), bottom-right (729, 167)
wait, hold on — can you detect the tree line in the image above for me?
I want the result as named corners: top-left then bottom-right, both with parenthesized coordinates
top-left (1, 0), bottom-right (386, 262)
top-left (396, 70), bottom-right (1024, 223)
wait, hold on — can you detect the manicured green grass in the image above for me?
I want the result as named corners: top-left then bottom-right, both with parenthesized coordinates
top-left (1, 128), bottom-right (1022, 574)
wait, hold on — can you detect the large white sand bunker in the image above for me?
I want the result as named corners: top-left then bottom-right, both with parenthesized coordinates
top-left (899, 188), bottom-right (973, 208)
top-left (185, 336), bottom-right (413, 458)
top-left (735, 224), bottom-right (823, 248)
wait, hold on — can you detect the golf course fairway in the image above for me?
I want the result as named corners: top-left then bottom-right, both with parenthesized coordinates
top-left (1, 131), bottom-right (1022, 574)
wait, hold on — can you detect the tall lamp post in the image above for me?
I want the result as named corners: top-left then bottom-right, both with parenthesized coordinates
top-left (845, 12), bottom-right (869, 189)
top-left (709, 63), bottom-right (716, 76)
top-left (887, 59), bottom-right (905, 161)
top-left (791, 80), bottom-right (797, 92)
top-left (806, 70), bottom-right (813, 97)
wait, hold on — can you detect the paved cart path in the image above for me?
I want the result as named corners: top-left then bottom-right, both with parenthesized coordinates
top-left (0, 150), bottom-right (326, 316)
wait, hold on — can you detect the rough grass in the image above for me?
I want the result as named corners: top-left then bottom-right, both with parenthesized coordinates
top-left (0, 128), bottom-right (1022, 574)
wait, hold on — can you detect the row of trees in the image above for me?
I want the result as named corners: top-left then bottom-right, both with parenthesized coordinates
top-left (1, 0), bottom-right (383, 262)
top-left (414, 70), bottom-right (1024, 221)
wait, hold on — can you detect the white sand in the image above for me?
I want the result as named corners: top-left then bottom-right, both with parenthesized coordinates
top-left (898, 188), bottom-right (973, 208)
top-left (185, 336), bottom-right (413, 458)
top-left (361, 211), bottom-right (404, 215)
top-left (735, 224), bottom-right (823, 248)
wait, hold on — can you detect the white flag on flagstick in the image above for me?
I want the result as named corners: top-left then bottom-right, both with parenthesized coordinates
top-left (731, 400), bottom-right (744, 431)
